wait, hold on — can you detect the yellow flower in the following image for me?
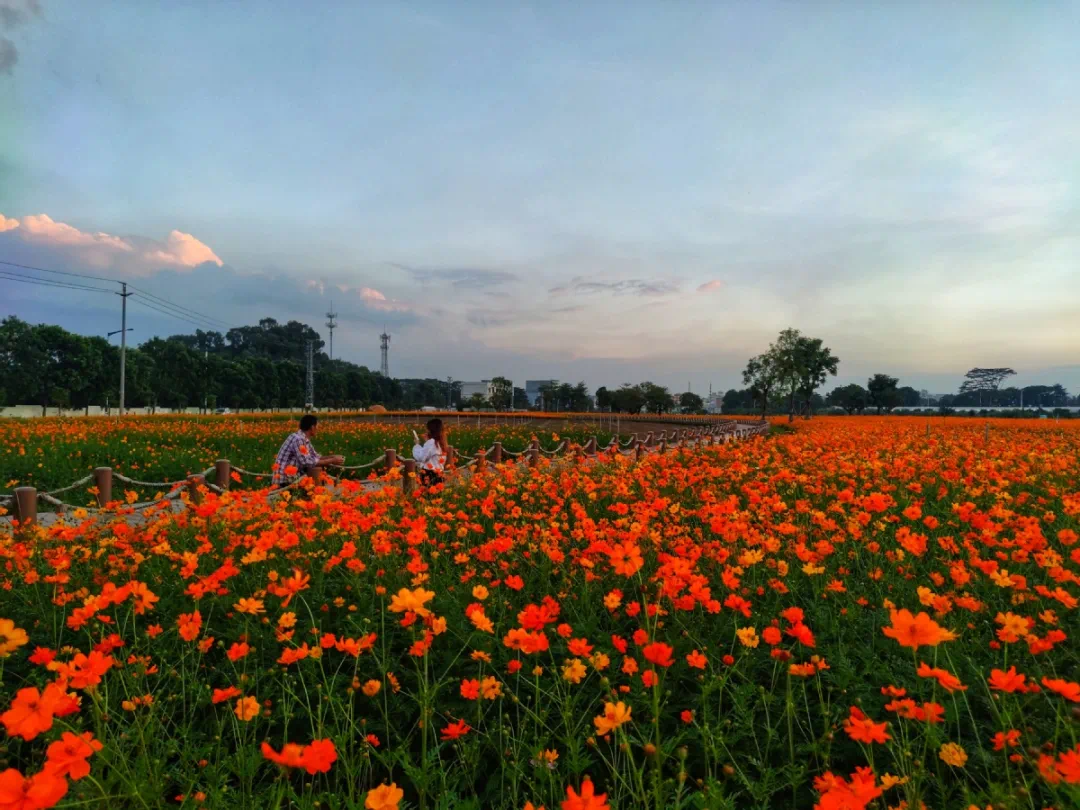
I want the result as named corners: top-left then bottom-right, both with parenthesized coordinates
top-left (480, 675), bottom-right (502, 700)
top-left (472, 585), bottom-right (489, 601)
top-left (603, 591), bottom-right (622, 610)
top-left (562, 658), bottom-right (586, 684)
top-left (0, 618), bottom-right (30, 658)
top-left (593, 701), bottom-right (632, 735)
top-left (234, 598), bottom-right (265, 615)
top-left (471, 650), bottom-right (492, 663)
top-left (365, 782), bottom-right (404, 810)
top-left (736, 627), bottom-right (759, 648)
top-left (234, 696), bottom-right (260, 722)
top-left (277, 612), bottom-right (297, 628)
top-left (590, 652), bottom-right (610, 671)
top-left (880, 773), bottom-right (909, 789)
top-left (362, 680), bottom-right (382, 697)
top-left (388, 587), bottom-right (435, 618)
top-left (939, 742), bottom-right (968, 767)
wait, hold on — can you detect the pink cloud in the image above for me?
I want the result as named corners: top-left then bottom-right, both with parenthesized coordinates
top-left (0, 212), bottom-right (222, 274)
top-left (697, 279), bottom-right (723, 293)
top-left (306, 280), bottom-right (411, 313)
top-left (143, 230), bottom-right (224, 268)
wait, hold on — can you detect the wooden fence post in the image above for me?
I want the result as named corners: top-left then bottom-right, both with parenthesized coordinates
top-left (385, 449), bottom-right (397, 471)
top-left (403, 459), bottom-right (416, 495)
top-left (635, 440), bottom-right (643, 462)
top-left (14, 487), bottom-right (37, 526)
top-left (215, 459), bottom-right (231, 491)
top-left (448, 446), bottom-right (457, 468)
top-left (529, 439), bottom-right (539, 467)
top-left (93, 467), bottom-right (112, 507)
top-left (492, 442), bottom-right (503, 464)
top-left (659, 439), bottom-right (667, 454)
top-left (477, 449), bottom-right (487, 472)
top-left (187, 475), bottom-right (205, 504)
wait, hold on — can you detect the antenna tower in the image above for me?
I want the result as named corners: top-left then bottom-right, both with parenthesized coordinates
top-left (305, 340), bottom-right (315, 409)
top-left (379, 330), bottom-right (390, 377)
top-left (325, 301), bottom-right (338, 360)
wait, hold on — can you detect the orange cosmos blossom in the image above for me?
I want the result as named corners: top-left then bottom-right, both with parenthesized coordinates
top-left (1, 683), bottom-right (73, 741)
top-left (916, 662), bottom-right (968, 693)
top-left (561, 776), bottom-right (609, 810)
top-left (843, 706), bottom-right (890, 744)
top-left (388, 587), bottom-right (435, 617)
top-left (0, 767), bottom-right (69, 810)
top-left (988, 666), bottom-right (1027, 693)
top-left (1041, 677), bottom-right (1080, 702)
top-left (881, 609), bottom-right (956, 650)
top-left (43, 731), bottom-right (102, 780)
top-left (592, 701), bottom-right (632, 735)
top-left (365, 782), bottom-right (404, 810)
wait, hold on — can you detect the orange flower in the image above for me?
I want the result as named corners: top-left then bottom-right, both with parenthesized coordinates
top-left (261, 741), bottom-right (306, 769)
top-left (685, 650), bottom-right (707, 669)
top-left (916, 662), bottom-right (967, 693)
top-left (177, 611), bottom-right (202, 642)
top-left (561, 776), bottom-right (609, 810)
top-left (1041, 677), bottom-right (1080, 702)
top-left (843, 706), bottom-right (890, 744)
top-left (641, 642), bottom-right (674, 668)
top-left (0, 768), bottom-right (68, 810)
top-left (365, 782), bottom-right (404, 810)
top-left (388, 587), bottom-right (435, 618)
top-left (234, 598), bottom-right (265, 615)
top-left (440, 719), bottom-right (471, 741)
top-left (593, 701), bottom-right (632, 736)
top-left (1, 683), bottom-right (68, 741)
top-left (299, 739), bottom-right (337, 774)
top-left (43, 731), bottom-right (102, 780)
top-left (988, 666), bottom-right (1027, 693)
top-left (607, 542), bottom-right (644, 577)
top-left (881, 609), bottom-right (956, 650)
top-left (234, 696), bottom-right (260, 721)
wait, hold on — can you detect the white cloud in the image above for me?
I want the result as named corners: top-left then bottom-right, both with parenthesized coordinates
top-left (697, 279), bottom-right (723, 293)
top-left (0, 212), bottom-right (222, 274)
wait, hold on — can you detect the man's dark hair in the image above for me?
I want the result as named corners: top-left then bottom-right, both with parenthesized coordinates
top-left (299, 414), bottom-right (318, 432)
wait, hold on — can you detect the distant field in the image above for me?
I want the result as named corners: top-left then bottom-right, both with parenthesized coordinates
top-left (0, 414), bottom-right (618, 503)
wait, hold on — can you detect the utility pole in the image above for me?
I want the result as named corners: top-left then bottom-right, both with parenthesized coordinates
top-left (325, 301), bottom-right (337, 361)
top-left (203, 349), bottom-right (208, 413)
top-left (446, 376), bottom-right (454, 409)
top-left (117, 282), bottom-right (131, 415)
top-left (305, 340), bottom-right (315, 410)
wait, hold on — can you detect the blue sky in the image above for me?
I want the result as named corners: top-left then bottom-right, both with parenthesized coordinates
top-left (2, 1), bottom-right (1079, 395)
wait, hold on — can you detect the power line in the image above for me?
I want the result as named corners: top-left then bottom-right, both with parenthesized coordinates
top-left (129, 294), bottom-right (229, 331)
top-left (130, 292), bottom-right (231, 331)
top-left (0, 271), bottom-right (116, 295)
top-left (0, 259), bottom-right (118, 284)
top-left (0, 256), bottom-right (234, 331)
top-left (128, 284), bottom-right (233, 330)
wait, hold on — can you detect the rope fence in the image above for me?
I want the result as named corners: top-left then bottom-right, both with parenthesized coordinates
top-left (1, 419), bottom-right (769, 527)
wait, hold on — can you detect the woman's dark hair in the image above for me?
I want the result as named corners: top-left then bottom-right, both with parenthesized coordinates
top-left (300, 414), bottom-right (318, 432)
top-left (426, 418), bottom-right (447, 451)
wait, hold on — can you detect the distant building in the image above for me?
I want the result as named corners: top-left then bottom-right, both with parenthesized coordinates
top-left (459, 380), bottom-right (493, 402)
top-left (525, 380), bottom-right (557, 407)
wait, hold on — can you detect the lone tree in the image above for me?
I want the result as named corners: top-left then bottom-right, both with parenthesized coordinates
top-left (827, 383), bottom-right (868, 414)
top-left (742, 352), bottom-right (781, 421)
top-left (959, 368), bottom-right (1016, 406)
top-left (741, 328), bottom-right (838, 421)
top-left (867, 373), bottom-right (900, 414)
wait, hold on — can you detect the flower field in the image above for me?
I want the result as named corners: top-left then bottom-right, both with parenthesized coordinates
top-left (0, 414), bottom-right (614, 501)
top-left (1, 416), bottom-right (1079, 810)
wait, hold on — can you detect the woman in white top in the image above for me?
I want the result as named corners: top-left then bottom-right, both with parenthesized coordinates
top-left (412, 418), bottom-right (449, 487)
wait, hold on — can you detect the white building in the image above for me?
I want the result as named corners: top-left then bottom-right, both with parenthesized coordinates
top-left (459, 380), bottom-right (494, 402)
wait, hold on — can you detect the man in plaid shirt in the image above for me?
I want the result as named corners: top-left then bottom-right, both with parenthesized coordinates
top-left (272, 414), bottom-right (344, 486)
